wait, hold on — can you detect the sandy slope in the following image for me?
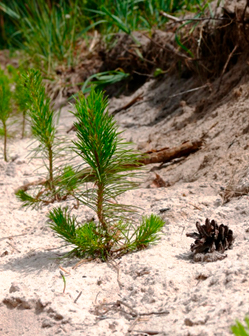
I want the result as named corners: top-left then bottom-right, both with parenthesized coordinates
top-left (1, 60), bottom-right (249, 336)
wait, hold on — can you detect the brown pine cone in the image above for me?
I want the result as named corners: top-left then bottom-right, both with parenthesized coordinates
top-left (186, 218), bottom-right (234, 256)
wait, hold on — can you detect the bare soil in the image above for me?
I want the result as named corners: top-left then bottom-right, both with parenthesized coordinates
top-left (1, 1), bottom-right (249, 335)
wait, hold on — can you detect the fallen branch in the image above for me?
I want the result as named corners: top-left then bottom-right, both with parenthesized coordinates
top-left (111, 92), bottom-right (143, 115)
top-left (141, 139), bottom-right (203, 165)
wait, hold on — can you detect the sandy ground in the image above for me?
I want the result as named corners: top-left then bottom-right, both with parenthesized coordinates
top-left (1, 54), bottom-right (249, 336)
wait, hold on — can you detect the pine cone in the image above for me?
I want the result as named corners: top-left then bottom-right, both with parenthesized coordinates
top-left (186, 218), bottom-right (234, 255)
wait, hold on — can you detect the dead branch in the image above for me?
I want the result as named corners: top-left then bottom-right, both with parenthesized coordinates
top-left (141, 139), bottom-right (203, 165)
top-left (111, 92), bottom-right (143, 115)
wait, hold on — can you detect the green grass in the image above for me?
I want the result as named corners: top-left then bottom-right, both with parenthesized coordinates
top-left (0, 0), bottom-right (80, 73)
top-left (0, 0), bottom-right (210, 74)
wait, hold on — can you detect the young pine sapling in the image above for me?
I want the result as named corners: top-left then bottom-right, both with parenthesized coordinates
top-left (15, 69), bottom-right (64, 207)
top-left (48, 88), bottom-right (164, 260)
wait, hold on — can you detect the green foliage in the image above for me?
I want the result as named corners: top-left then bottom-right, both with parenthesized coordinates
top-left (153, 68), bottom-right (166, 77)
top-left (174, 2), bottom-right (214, 58)
top-left (86, 0), bottom-right (206, 36)
top-left (0, 0), bottom-right (213, 67)
top-left (49, 207), bottom-right (107, 258)
top-left (22, 70), bottom-right (56, 151)
top-left (0, 0), bottom-right (80, 73)
top-left (48, 87), bottom-right (164, 260)
top-left (231, 317), bottom-right (249, 336)
top-left (131, 214), bottom-right (166, 250)
top-left (0, 68), bottom-right (11, 161)
top-left (15, 189), bottom-right (40, 208)
top-left (81, 70), bottom-right (130, 94)
top-left (56, 165), bottom-right (80, 197)
top-left (72, 89), bottom-right (141, 218)
top-left (15, 69), bottom-right (65, 208)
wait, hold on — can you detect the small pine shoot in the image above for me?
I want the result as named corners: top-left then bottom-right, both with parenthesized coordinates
top-left (48, 87), bottom-right (164, 260)
top-left (22, 69), bottom-right (57, 190)
top-left (15, 69), bottom-right (68, 208)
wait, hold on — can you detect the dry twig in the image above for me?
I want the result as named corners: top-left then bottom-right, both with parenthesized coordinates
top-left (6, 241), bottom-right (21, 253)
top-left (74, 291), bottom-right (82, 303)
top-left (218, 44), bottom-right (238, 91)
top-left (111, 92), bottom-right (143, 115)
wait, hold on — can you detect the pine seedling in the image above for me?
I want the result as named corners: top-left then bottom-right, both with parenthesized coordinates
top-left (15, 69), bottom-right (65, 208)
top-left (0, 68), bottom-right (11, 162)
top-left (48, 88), bottom-right (164, 260)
